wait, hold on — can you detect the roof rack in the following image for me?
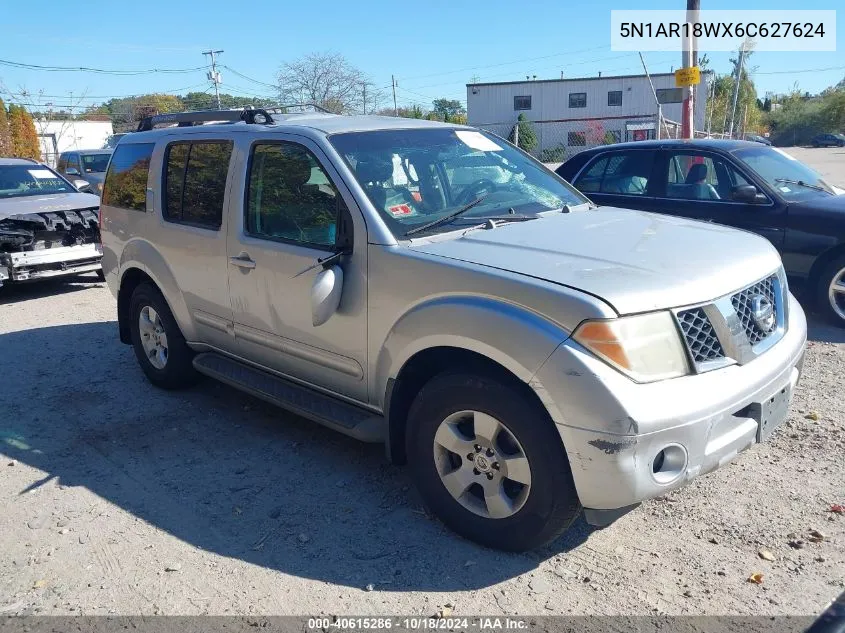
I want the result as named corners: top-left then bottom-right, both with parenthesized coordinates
top-left (136, 107), bottom-right (275, 132)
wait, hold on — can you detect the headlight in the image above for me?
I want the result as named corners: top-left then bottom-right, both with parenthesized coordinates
top-left (95, 182), bottom-right (104, 195)
top-left (572, 311), bottom-right (690, 383)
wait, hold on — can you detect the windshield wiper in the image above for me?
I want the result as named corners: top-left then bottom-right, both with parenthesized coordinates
top-left (774, 178), bottom-right (830, 194)
top-left (403, 195), bottom-right (489, 237)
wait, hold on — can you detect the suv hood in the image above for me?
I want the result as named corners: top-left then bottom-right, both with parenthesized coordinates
top-left (410, 208), bottom-right (782, 315)
top-left (0, 192), bottom-right (100, 220)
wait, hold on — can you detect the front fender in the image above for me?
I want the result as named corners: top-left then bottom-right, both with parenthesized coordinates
top-left (119, 239), bottom-right (194, 340)
top-left (374, 294), bottom-right (571, 409)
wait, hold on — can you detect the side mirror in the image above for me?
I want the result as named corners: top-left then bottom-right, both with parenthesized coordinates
top-left (73, 179), bottom-right (91, 193)
top-left (311, 265), bottom-right (344, 327)
top-left (66, 167), bottom-right (80, 176)
top-left (732, 184), bottom-right (765, 204)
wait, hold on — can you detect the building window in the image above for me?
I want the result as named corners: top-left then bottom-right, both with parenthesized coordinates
top-left (568, 131), bottom-right (586, 146)
top-left (608, 91), bottom-right (622, 107)
top-left (656, 88), bottom-right (684, 104)
top-left (569, 93), bottom-right (587, 108)
top-left (514, 96), bottom-right (531, 111)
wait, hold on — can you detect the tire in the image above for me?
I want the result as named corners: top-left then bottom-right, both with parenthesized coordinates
top-left (816, 255), bottom-right (845, 327)
top-left (129, 283), bottom-right (198, 389)
top-left (406, 371), bottom-right (581, 551)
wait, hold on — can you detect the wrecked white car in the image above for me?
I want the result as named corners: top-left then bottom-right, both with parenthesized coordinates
top-left (0, 158), bottom-right (103, 288)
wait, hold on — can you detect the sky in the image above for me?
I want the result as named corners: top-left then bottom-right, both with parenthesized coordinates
top-left (0, 0), bottom-right (842, 115)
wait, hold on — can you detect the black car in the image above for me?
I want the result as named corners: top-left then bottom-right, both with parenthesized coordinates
top-left (744, 133), bottom-right (772, 146)
top-left (811, 133), bottom-right (845, 148)
top-left (556, 139), bottom-right (845, 325)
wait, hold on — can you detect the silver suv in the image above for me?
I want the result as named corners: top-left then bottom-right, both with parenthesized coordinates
top-left (100, 108), bottom-right (807, 551)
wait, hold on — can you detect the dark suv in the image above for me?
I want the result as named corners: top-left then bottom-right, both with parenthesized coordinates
top-left (557, 139), bottom-right (845, 325)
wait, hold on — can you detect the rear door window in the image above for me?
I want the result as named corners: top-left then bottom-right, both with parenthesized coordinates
top-left (163, 141), bottom-right (233, 229)
top-left (575, 150), bottom-right (655, 196)
top-left (101, 143), bottom-right (155, 211)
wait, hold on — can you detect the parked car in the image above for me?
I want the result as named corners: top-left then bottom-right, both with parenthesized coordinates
top-left (744, 133), bottom-right (772, 146)
top-left (0, 158), bottom-right (103, 288)
top-left (57, 148), bottom-right (113, 195)
top-left (101, 109), bottom-right (806, 551)
top-left (811, 133), bottom-right (845, 148)
top-left (557, 140), bottom-right (845, 325)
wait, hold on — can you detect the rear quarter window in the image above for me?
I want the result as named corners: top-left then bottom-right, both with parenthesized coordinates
top-left (102, 143), bottom-right (154, 211)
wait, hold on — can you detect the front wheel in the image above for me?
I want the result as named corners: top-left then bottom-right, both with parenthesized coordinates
top-left (406, 371), bottom-right (581, 551)
top-left (818, 255), bottom-right (845, 327)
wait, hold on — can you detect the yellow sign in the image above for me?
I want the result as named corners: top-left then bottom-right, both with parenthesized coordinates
top-left (675, 67), bottom-right (701, 87)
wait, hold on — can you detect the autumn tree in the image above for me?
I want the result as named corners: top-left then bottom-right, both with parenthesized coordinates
top-left (0, 99), bottom-right (11, 157)
top-left (431, 98), bottom-right (465, 122)
top-left (8, 104), bottom-right (41, 160)
top-left (276, 52), bottom-right (379, 114)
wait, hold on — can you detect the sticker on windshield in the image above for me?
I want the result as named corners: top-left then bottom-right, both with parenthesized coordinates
top-left (455, 130), bottom-right (503, 152)
top-left (779, 186), bottom-right (792, 193)
top-left (388, 203), bottom-right (413, 217)
top-left (28, 169), bottom-right (57, 179)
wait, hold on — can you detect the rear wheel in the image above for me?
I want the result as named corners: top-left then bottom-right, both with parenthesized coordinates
top-left (406, 371), bottom-right (581, 551)
top-left (817, 255), bottom-right (845, 327)
top-left (129, 283), bottom-right (198, 388)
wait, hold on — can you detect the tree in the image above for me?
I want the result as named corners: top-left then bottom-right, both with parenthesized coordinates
top-left (0, 99), bottom-right (11, 157)
top-left (8, 104), bottom-right (40, 160)
top-left (276, 52), bottom-right (377, 114)
top-left (431, 98), bottom-right (465, 122)
top-left (509, 113), bottom-right (537, 153)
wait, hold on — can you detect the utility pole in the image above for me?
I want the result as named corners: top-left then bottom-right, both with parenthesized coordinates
top-left (392, 75), bottom-right (398, 116)
top-left (727, 46), bottom-right (745, 139)
top-left (202, 49), bottom-right (224, 109)
top-left (639, 52), bottom-right (669, 140)
top-left (681, 0), bottom-right (700, 139)
top-left (362, 82), bottom-right (367, 115)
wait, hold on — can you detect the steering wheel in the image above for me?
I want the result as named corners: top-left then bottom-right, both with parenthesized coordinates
top-left (456, 179), bottom-right (498, 205)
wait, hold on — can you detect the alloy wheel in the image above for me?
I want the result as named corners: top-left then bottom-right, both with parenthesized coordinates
top-left (138, 306), bottom-right (169, 370)
top-left (829, 266), bottom-right (845, 323)
top-left (432, 410), bottom-right (532, 520)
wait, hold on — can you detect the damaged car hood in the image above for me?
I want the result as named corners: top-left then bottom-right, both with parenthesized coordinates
top-left (409, 208), bottom-right (783, 315)
top-left (0, 192), bottom-right (100, 220)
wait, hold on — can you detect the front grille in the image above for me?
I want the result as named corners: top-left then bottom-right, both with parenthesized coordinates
top-left (677, 307), bottom-right (725, 363)
top-left (731, 276), bottom-right (777, 346)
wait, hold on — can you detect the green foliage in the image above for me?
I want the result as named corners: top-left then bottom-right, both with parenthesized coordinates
top-left (539, 144), bottom-right (568, 162)
top-left (509, 113), bottom-right (537, 152)
top-left (432, 98), bottom-right (465, 122)
top-left (0, 99), bottom-right (11, 157)
top-left (767, 87), bottom-right (845, 145)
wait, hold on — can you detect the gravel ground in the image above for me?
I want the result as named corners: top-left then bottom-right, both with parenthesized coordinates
top-left (1, 277), bottom-right (843, 617)
top-left (0, 149), bottom-right (843, 617)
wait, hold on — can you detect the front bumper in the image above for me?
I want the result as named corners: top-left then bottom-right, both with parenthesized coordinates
top-left (533, 293), bottom-right (807, 516)
top-left (1, 243), bottom-right (103, 284)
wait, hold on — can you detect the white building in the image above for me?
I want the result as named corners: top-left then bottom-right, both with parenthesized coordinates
top-left (34, 119), bottom-right (114, 167)
top-left (467, 72), bottom-right (710, 160)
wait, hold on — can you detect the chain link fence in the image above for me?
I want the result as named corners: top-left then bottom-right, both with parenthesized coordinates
top-left (475, 114), bottom-right (697, 165)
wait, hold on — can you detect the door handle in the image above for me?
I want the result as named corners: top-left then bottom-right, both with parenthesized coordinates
top-left (229, 253), bottom-right (256, 269)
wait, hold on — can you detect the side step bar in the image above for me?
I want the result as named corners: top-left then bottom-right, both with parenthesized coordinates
top-left (192, 353), bottom-right (385, 443)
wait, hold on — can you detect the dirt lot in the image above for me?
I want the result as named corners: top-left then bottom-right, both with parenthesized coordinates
top-left (1, 151), bottom-right (844, 618)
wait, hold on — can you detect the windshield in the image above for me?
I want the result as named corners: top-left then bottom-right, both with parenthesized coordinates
top-left (329, 128), bottom-right (588, 237)
top-left (733, 146), bottom-right (836, 200)
top-left (0, 165), bottom-right (74, 198)
top-left (81, 153), bottom-right (112, 173)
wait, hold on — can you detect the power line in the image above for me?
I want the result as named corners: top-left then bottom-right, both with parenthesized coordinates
top-left (754, 65), bottom-right (845, 75)
top-left (220, 65), bottom-right (277, 90)
top-left (0, 82), bottom-right (210, 101)
top-left (0, 58), bottom-right (208, 75)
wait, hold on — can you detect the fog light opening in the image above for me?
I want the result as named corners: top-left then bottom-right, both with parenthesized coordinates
top-left (651, 444), bottom-right (687, 485)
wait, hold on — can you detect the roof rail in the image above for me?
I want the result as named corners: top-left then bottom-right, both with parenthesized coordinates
top-left (136, 107), bottom-right (275, 132)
